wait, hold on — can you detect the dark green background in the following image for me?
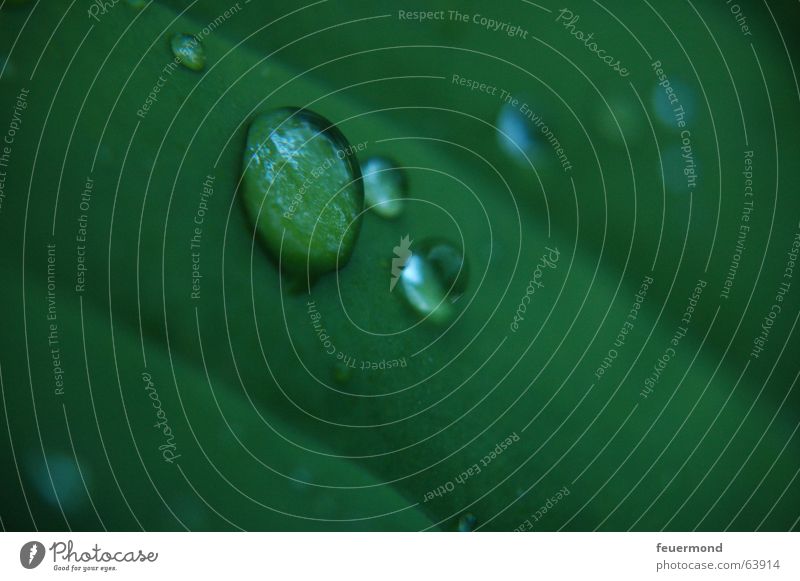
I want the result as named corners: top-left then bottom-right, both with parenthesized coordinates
top-left (0, 0), bottom-right (798, 531)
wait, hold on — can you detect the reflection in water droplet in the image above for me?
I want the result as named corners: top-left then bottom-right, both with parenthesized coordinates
top-left (241, 108), bottom-right (364, 280)
top-left (361, 156), bottom-right (407, 219)
top-left (398, 238), bottom-right (467, 324)
top-left (496, 102), bottom-right (541, 163)
top-left (458, 513), bottom-right (477, 532)
top-left (170, 34), bottom-right (206, 71)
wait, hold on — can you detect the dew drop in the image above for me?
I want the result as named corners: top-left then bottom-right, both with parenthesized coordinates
top-left (241, 108), bottom-right (364, 280)
top-left (398, 238), bottom-right (468, 324)
top-left (170, 33), bottom-right (206, 72)
top-left (458, 513), bottom-right (477, 532)
top-left (361, 156), bottom-right (407, 219)
top-left (496, 102), bottom-right (541, 163)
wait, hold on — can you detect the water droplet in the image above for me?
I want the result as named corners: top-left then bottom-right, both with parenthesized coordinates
top-left (496, 102), bottom-right (542, 163)
top-left (651, 79), bottom-right (696, 129)
top-left (28, 452), bottom-right (88, 512)
top-left (398, 238), bottom-right (468, 324)
top-left (241, 108), bottom-right (364, 280)
top-left (361, 156), bottom-right (407, 219)
top-left (170, 33), bottom-right (206, 71)
top-left (458, 513), bottom-right (477, 532)
top-left (661, 144), bottom-right (700, 194)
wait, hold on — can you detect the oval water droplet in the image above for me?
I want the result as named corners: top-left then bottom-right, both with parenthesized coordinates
top-left (458, 513), bottom-right (477, 532)
top-left (398, 238), bottom-right (468, 324)
top-left (361, 156), bottom-right (407, 219)
top-left (170, 33), bottom-right (206, 71)
top-left (496, 102), bottom-right (541, 163)
top-left (241, 108), bottom-right (364, 280)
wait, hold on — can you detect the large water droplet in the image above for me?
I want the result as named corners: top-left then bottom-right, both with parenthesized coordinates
top-left (458, 513), bottom-right (477, 532)
top-left (361, 156), bottom-right (407, 219)
top-left (398, 238), bottom-right (468, 324)
top-left (170, 34), bottom-right (206, 71)
top-left (241, 108), bottom-right (364, 280)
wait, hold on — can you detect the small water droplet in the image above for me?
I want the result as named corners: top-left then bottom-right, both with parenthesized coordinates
top-left (361, 156), bottom-right (407, 219)
top-left (241, 108), bottom-right (364, 281)
top-left (398, 238), bottom-right (468, 324)
top-left (458, 513), bottom-right (477, 532)
top-left (28, 452), bottom-right (88, 512)
top-left (170, 33), bottom-right (206, 71)
top-left (496, 102), bottom-right (542, 163)
top-left (651, 79), bottom-right (695, 129)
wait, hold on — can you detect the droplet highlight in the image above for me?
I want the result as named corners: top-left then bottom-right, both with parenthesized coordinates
top-left (241, 108), bottom-right (364, 280)
top-left (170, 33), bottom-right (206, 71)
top-left (361, 156), bottom-right (407, 219)
top-left (398, 238), bottom-right (468, 324)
